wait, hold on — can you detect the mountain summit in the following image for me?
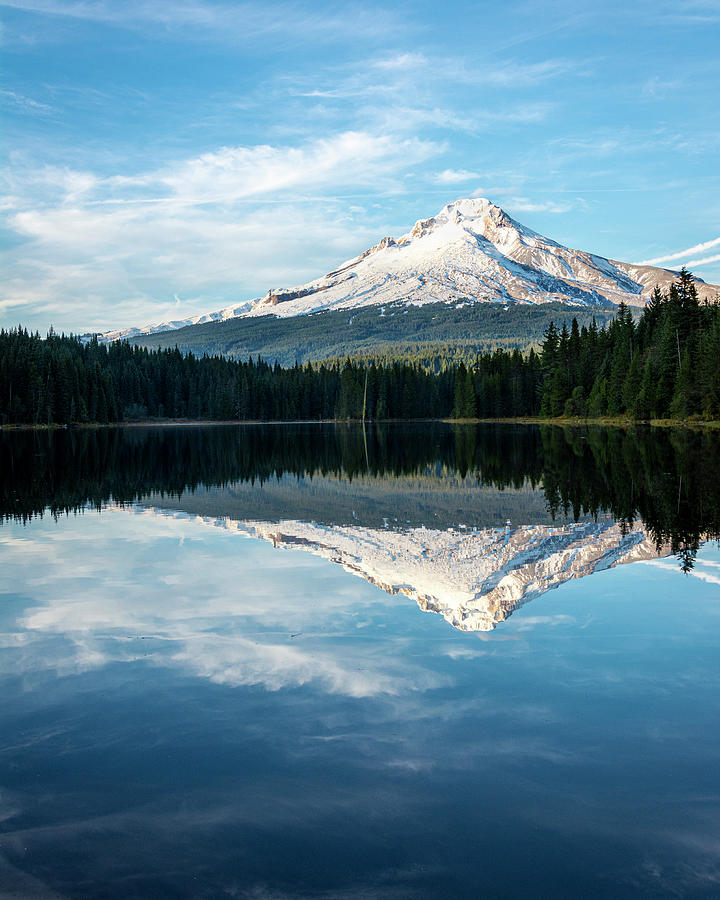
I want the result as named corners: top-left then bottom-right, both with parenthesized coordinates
top-left (100, 198), bottom-right (718, 342)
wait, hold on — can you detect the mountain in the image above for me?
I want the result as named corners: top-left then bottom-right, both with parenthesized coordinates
top-left (99, 197), bottom-right (717, 345)
top-left (143, 507), bottom-right (667, 632)
top-left (229, 518), bottom-right (666, 632)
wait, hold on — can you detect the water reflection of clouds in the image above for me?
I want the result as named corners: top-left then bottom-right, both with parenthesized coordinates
top-left (3, 508), bottom-right (720, 896)
top-left (641, 557), bottom-right (720, 586)
top-left (171, 634), bottom-right (447, 698)
top-left (1, 506), bottom-right (452, 698)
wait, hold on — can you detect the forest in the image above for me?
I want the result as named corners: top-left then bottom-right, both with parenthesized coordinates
top-left (131, 298), bottom-right (617, 365)
top-left (1, 269), bottom-right (718, 425)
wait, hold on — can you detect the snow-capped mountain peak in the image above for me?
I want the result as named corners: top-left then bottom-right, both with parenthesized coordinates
top-left (405, 197), bottom-right (535, 243)
top-left (96, 198), bottom-right (719, 342)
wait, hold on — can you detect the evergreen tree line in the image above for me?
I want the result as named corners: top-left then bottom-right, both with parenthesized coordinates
top-left (538, 268), bottom-right (720, 419)
top-left (1, 270), bottom-right (717, 425)
top-left (452, 268), bottom-right (720, 420)
top-left (0, 329), bottom-right (456, 424)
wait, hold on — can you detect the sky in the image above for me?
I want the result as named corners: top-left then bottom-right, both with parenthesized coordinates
top-left (1, 0), bottom-right (719, 334)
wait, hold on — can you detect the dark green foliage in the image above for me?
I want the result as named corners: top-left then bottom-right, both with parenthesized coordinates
top-left (0, 328), bottom-right (463, 423)
top-left (1, 270), bottom-right (717, 426)
top-left (538, 424), bottom-right (720, 569)
top-left (536, 268), bottom-right (720, 420)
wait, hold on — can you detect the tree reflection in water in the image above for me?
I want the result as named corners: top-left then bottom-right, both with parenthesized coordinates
top-left (3, 422), bottom-right (718, 570)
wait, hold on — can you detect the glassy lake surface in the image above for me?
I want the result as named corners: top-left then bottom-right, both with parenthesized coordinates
top-left (1, 423), bottom-right (720, 898)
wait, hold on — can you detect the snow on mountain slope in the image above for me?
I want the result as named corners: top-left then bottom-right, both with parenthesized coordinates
top-left (246, 198), bottom-right (689, 318)
top-left (139, 507), bottom-right (666, 632)
top-left (98, 198), bottom-right (719, 342)
top-left (101, 301), bottom-right (253, 343)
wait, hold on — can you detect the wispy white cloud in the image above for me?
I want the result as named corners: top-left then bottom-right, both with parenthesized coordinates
top-left (636, 236), bottom-right (720, 265)
top-left (172, 634), bottom-right (445, 697)
top-left (287, 53), bottom-right (577, 111)
top-left (515, 614), bottom-right (575, 631)
top-left (369, 52), bottom-right (581, 87)
top-left (1, 203), bottom-right (379, 331)
top-left (2, 505), bottom-right (452, 698)
top-left (468, 58), bottom-right (581, 87)
top-left (2, 0), bottom-right (400, 42)
top-left (3, 132), bottom-right (437, 208)
top-left (434, 169), bottom-right (485, 184)
top-left (153, 132), bottom-right (439, 202)
top-left (685, 253), bottom-right (720, 268)
top-left (372, 52), bottom-right (426, 71)
top-left (659, 6), bottom-right (720, 24)
top-left (0, 88), bottom-right (54, 115)
top-left (1, 131), bottom-right (441, 331)
top-left (361, 102), bottom-right (553, 140)
top-left (505, 196), bottom-right (573, 214)
top-left (646, 557), bottom-right (720, 585)
top-left (0, 296), bottom-right (33, 314)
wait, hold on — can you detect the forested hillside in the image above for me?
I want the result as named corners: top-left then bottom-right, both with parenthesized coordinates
top-left (538, 268), bottom-right (720, 420)
top-left (1, 270), bottom-right (718, 425)
top-left (129, 300), bottom-right (618, 365)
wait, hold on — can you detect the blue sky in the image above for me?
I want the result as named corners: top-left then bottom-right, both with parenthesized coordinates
top-left (1, 0), bottom-right (719, 334)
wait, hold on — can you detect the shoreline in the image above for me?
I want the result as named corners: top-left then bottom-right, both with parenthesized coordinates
top-left (3, 416), bottom-right (720, 431)
top-left (443, 416), bottom-right (720, 429)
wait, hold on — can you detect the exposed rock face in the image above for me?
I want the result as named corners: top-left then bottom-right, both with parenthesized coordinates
top-left (96, 197), bottom-right (719, 342)
top-left (257, 280), bottom-right (343, 307)
top-left (141, 509), bottom-right (668, 631)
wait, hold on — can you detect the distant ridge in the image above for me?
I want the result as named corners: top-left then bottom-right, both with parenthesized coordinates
top-left (96, 198), bottom-right (719, 343)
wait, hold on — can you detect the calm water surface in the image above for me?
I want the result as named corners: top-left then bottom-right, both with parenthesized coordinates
top-left (1, 424), bottom-right (719, 898)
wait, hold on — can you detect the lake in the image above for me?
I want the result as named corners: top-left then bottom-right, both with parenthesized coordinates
top-left (1, 423), bottom-right (719, 898)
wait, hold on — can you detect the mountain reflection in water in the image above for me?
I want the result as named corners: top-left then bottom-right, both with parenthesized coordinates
top-left (141, 507), bottom-right (664, 631)
top-left (3, 424), bottom-right (720, 898)
top-left (3, 422), bottom-right (718, 628)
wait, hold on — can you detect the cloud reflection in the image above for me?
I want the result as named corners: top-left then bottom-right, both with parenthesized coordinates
top-left (1, 506), bottom-right (451, 698)
top-left (2, 505), bottom-right (720, 897)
